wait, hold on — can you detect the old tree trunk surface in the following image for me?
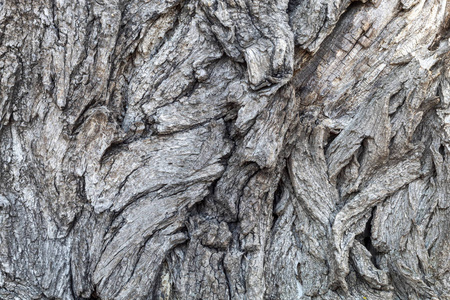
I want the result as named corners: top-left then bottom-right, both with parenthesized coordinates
top-left (1, 0), bottom-right (450, 299)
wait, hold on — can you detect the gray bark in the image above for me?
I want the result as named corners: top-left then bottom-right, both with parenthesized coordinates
top-left (1, 0), bottom-right (449, 299)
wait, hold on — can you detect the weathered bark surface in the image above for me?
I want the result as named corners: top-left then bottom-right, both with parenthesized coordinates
top-left (1, 0), bottom-right (450, 299)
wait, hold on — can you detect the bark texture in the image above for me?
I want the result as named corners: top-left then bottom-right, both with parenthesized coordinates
top-left (1, 0), bottom-right (450, 299)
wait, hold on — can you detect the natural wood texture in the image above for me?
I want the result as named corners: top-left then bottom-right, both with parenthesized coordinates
top-left (1, 0), bottom-right (449, 299)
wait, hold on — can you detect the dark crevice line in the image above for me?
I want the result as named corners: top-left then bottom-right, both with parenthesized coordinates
top-left (114, 166), bottom-right (141, 196)
top-left (68, 97), bottom-right (98, 135)
top-left (99, 140), bottom-right (128, 164)
top-left (50, 0), bottom-right (60, 40)
top-left (270, 179), bottom-right (283, 232)
top-left (63, 11), bottom-right (98, 114)
top-left (68, 257), bottom-right (77, 300)
top-left (359, 206), bottom-right (379, 268)
top-left (324, 130), bottom-right (339, 154)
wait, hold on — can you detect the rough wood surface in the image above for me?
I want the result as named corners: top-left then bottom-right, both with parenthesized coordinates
top-left (1, 0), bottom-right (449, 299)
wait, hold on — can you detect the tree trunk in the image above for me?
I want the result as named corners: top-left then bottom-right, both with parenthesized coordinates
top-left (1, 0), bottom-right (449, 299)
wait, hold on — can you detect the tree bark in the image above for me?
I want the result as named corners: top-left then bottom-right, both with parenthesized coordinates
top-left (1, 0), bottom-right (449, 299)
